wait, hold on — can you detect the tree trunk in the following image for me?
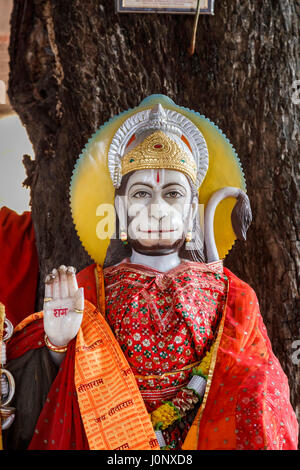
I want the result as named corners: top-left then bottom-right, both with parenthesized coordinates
top-left (8, 0), bottom-right (299, 429)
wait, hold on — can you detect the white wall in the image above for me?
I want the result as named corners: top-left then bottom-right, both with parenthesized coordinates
top-left (0, 114), bottom-right (33, 214)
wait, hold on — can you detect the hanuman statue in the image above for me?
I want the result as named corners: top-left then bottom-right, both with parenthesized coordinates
top-left (3, 95), bottom-right (298, 450)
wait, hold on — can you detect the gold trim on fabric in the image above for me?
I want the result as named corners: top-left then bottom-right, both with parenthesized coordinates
top-left (134, 360), bottom-right (201, 380)
top-left (97, 265), bottom-right (106, 317)
top-left (196, 279), bottom-right (229, 442)
top-left (95, 264), bottom-right (107, 317)
top-left (183, 277), bottom-right (229, 449)
top-left (94, 266), bottom-right (100, 312)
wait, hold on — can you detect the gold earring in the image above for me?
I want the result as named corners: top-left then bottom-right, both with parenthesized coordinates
top-left (185, 230), bottom-right (192, 243)
top-left (120, 230), bottom-right (128, 245)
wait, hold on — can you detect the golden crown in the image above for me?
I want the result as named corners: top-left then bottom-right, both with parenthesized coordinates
top-left (121, 131), bottom-right (197, 184)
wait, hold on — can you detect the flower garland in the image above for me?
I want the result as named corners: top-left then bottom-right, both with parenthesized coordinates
top-left (150, 343), bottom-right (214, 432)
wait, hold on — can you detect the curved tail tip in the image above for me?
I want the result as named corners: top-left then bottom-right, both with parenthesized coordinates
top-left (231, 192), bottom-right (252, 241)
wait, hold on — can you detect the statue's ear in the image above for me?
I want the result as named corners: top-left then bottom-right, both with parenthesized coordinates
top-left (187, 195), bottom-right (199, 230)
top-left (114, 194), bottom-right (127, 231)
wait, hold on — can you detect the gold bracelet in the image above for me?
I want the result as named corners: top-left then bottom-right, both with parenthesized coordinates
top-left (74, 308), bottom-right (84, 314)
top-left (44, 334), bottom-right (68, 353)
top-left (44, 297), bottom-right (53, 302)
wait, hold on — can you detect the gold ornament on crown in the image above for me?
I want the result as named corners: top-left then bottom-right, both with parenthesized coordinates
top-left (121, 131), bottom-right (197, 184)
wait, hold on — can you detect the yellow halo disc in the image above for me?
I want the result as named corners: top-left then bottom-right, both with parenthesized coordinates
top-left (70, 95), bottom-right (246, 266)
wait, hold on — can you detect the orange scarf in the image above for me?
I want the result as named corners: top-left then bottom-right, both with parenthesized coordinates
top-left (74, 268), bottom-right (159, 450)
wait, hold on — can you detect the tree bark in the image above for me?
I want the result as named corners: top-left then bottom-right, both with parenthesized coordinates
top-left (8, 0), bottom-right (299, 429)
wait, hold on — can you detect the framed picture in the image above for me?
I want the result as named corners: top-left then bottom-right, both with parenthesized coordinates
top-left (116, 0), bottom-right (214, 15)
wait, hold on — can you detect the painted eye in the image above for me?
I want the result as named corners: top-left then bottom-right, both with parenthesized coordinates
top-left (165, 191), bottom-right (183, 199)
top-left (132, 191), bottom-right (151, 198)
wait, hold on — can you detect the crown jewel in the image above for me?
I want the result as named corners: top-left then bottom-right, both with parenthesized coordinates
top-left (122, 131), bottom-right (197, 183)
top-left (108, 102), bottom-right (209, 188)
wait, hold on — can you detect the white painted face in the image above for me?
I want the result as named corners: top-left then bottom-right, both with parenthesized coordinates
top-left (115, 169), bottom-right (198, 254)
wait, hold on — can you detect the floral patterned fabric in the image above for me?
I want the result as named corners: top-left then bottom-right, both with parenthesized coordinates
top-left (104, 259), bottom-right (227, 413)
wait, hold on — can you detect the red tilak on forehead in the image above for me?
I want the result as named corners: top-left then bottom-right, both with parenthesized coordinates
top-left (157, 170), bottom-right (160, 183)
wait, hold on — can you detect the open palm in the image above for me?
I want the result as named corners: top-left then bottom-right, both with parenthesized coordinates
top-left (43, 265), bottom-right (84, 347)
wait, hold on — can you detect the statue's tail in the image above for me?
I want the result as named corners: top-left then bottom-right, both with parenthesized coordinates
top-left (204, 187), bottom-right (252, 262)
top-left (231, 190), bottom-right (252, 242)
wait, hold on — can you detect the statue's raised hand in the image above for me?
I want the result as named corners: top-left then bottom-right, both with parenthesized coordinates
top-left (43, 265), bottom-right (84, 347)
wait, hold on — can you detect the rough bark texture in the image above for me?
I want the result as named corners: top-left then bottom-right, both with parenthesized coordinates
top-left (8, 0), bottom-right (299, 430)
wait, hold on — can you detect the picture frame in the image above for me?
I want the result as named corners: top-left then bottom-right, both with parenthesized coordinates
top-left (115, 0), bottom-right (214, 15)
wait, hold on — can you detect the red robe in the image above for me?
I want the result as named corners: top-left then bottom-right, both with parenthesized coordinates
top-left (6, 262), bottom-right (299, 450)
top-left (0, 207), bottom-right (39, 327)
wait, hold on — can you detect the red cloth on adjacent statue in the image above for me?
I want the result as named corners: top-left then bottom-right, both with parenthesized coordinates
top-left (0, 207), bottom-right (39, 326)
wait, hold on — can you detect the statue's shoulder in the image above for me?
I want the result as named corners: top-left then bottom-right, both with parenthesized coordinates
top-left (76, 263), bottom-right (98, 305)
top-left (76, 263), bottom-right (97, 284)
top-left (223, 267), bottom-right (257, 301)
